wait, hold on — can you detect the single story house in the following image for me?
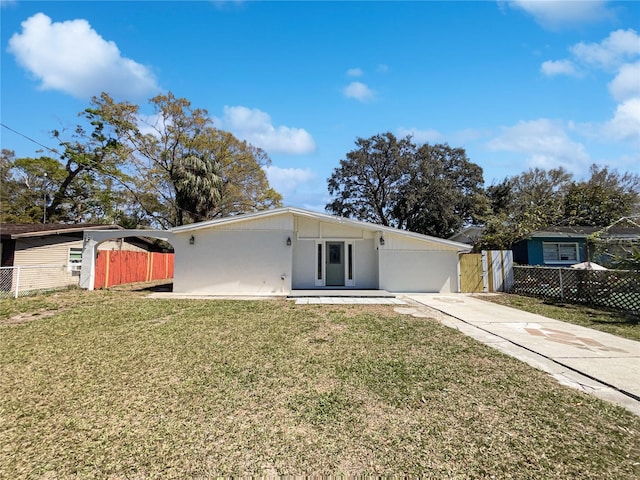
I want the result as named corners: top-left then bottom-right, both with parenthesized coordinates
top-left (1, 223), bottom-right (168, 291)
top-left (448, 225), bottom-right (484, 245)
top-left (512, 224), bottom-right (640, 267)
top-left (80, 207), bottom-right (472, 295)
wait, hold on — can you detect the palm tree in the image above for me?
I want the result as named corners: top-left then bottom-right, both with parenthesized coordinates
top-left (173, 154), bottom-right (222, 225)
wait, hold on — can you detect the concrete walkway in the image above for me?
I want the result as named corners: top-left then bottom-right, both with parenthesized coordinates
top-left (399, 294), bottom-right (640, 416)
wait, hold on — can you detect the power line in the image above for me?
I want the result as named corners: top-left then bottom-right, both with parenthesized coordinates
top-left (1, 122), bottom-right (60, 155)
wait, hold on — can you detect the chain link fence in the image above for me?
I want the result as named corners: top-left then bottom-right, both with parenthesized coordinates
top-left (511, 266), bottom-right (640, 315)
top-left (0, 265), bottom-right (80, 299)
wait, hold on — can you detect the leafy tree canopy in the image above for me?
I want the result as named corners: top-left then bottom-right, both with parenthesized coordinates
top-left (89, 92), bottom-right (282, 227)
top-left (479, 165), bottom-right (640, 250)
top-left (326, 133), bottom-right (486, 238)
top-left (2, 92), bottom-right (282, 228)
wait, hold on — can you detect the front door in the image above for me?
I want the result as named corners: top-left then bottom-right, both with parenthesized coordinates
top-left (325, 242), bottom-right (345, 286)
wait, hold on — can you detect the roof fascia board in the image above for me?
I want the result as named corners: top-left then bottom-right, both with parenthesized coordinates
top-left (529, 232), bottom-right (590, 239)
top-left (10, 224), bottom-right (122, 239)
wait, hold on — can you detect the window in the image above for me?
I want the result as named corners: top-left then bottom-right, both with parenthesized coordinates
top-left (69, 247), bottom-right (83, 265)
top-left (317, 243), bottom-right (323, 281)
top-left (68, 247), bottom-right (83, 272)
top-left (328, 243), bottom-right (341, 264)
top-left (542, 242), bottom-right (578, 264)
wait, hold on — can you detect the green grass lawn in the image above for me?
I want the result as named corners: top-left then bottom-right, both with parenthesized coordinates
top-left (478, 293), bottom-right (640, 341)
top-left (1, 287), bottom-right (639, 478)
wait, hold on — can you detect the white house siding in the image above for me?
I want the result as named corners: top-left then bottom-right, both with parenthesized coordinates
top-left (215, 213), bottom-right (293, 232)
top-left (352, 238), bottom-right (378, 289)
top-left (291, 237), bottom-right (379, 289)
top-left (378, 249), bottom-right (459, 293)
top-left (381, 233), bottom-right (452, 252)
top-left (291, 217), bottom-right (378, 289)
top-left (117, 207), bottom-right (469, 296)
top-left (376, 232), bottom-right (462, 293)
top-left (173, 214), bottom-right (294, 295)
top-left (291, 237), bottom-right (315, 289)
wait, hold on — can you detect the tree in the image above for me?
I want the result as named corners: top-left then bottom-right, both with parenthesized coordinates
top-left (327, 133), bottom-right (413, 226)
top-left (46, 114), bottom-right (129, 223)
top-left (205, 130), bottom-right (282, 217)
top-left (478, 165), bottom-right (640, 250)
top-left (89, 92), bottom-right (281, 227)
top-left (326, 133), bottom-right (486, 238)
top-left (479, 167), bottom-right (572, 250)
top-left (5, 156), bottom-right (67, 223)
top-left (393, 143), bottom-right (486, 237)
top-left (1, 112), bottom-right (130, 224)
top-left (562, 165), bottom-right (640, 226)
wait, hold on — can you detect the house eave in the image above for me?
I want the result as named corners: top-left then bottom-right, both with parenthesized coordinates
top-left (7, 224), bottom-right (122, 240)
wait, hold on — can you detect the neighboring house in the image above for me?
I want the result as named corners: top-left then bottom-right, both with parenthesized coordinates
top-left (80, 207), bottom-right (472, 295)
top-left (512, 225), bottom-right (640, 267)
top-left (0, 223), bottom-right (169, 290)
top-left (448, 225), bottom-right (484, 245)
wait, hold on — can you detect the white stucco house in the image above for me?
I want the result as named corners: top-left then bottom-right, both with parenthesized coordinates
top-left (80, 207), bottom-right (471, 294)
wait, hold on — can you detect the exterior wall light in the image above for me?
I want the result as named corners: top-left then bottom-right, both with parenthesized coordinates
top-left (189, 235), bottom-right (195, 245)
top-left (379, 236), bottom-right (385, 246)
top-left (286, 237), bottom-right (292, 246)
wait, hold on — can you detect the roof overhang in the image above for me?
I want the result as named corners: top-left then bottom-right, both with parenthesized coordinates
top-left (6, 224), bottom-right (122, 239)
top-left (529, 231), bottom-right (591, 239)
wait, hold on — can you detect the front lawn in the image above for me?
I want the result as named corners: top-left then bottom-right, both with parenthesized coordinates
top-left (478, 293), bottom-right (640, 341)
top-left (1, 288), bottom-right (638, 478)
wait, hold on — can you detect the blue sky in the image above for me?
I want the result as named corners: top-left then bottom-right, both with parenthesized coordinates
top-left (2, 1), bottom-right (639, 212)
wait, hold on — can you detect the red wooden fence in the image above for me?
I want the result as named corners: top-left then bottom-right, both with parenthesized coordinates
top-left (94, 251), bottom-right (174, 289)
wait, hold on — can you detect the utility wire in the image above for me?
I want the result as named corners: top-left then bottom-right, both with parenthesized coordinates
top-left (1, 122), bottom-right (60, 155)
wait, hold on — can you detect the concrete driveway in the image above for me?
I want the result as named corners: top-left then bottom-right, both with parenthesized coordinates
top-left (399, 294), bottom-right (640, 416)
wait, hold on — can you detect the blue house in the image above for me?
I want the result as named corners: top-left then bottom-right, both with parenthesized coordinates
top-left (512, 227), bottom-right (596, 267)
top-left (513, 224), bottom-right (640, 268)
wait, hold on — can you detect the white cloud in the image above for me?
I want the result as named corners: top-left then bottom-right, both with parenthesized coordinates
top-left (540, 59), bottom-right (580, 77)
top-left (397, 127), bottom-right (444, 144)
top-left (542, 29), bottom-right (639, 152)
top-left (263, 165), bottom-right (316, 195)
top-left (609, 61), bottom-right (640, 102)
top-left (346, 67), bottom-right (363, 77)
top-left (7, 13), bottom-right (160, 99)
top-left (221, 106), bottom-right (316, 155)
top-left (487, 119), bottom-right (591, 172)
top-left (343, 81), bottom-right (375, 102)
top-left (600, 98), bottom-right (640, 143)
top-left (506, 0), bottom-right (613, 29)
top-left (571, 29), bottom-right (640, 70)
top-left (543, 29), bottom-right (640, 75)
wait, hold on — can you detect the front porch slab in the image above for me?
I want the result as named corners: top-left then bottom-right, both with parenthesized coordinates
top-left (288, 289), bottom-right (396, 298)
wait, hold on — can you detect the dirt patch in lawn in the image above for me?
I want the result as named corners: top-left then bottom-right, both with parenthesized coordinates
top-left (1, 309), bottom-right (62, 326)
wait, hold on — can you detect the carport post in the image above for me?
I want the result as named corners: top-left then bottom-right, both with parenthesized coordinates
top-left (80, 234), bottom-right (98, 291)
